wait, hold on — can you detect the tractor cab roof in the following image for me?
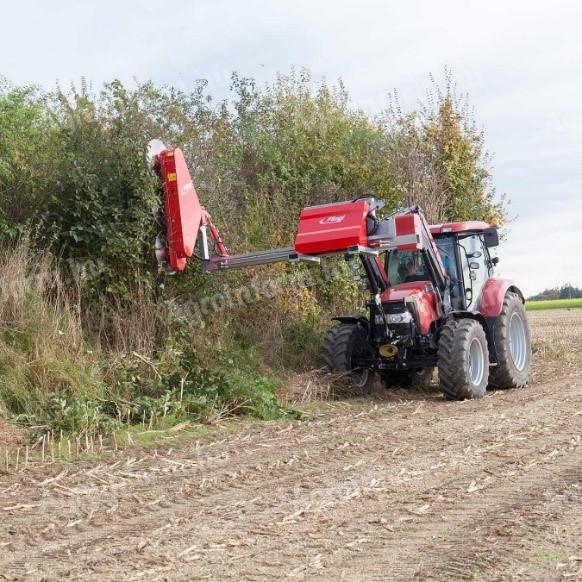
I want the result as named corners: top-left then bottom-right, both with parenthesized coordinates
top-left (429, 221), bottom-right (492, 235)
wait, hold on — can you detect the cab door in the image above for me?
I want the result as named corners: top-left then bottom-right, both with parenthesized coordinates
top-left (458, 234), bottom-right (488, 311)
top-left (435, 235), bottom-right (465, 310)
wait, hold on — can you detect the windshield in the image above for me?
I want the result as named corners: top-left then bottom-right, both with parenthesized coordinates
top-left (435, 237), bottom-right (458, 282)
top-left (386, 250), bottom-right (427, 285)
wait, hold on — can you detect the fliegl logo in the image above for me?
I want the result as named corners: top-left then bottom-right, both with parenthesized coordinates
top-left (319, 215), bottom-right (346, 225)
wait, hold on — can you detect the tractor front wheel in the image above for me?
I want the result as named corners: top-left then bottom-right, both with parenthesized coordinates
top-left (320, 323), bottom-right (373, 390)
top-left (438, 318), bottom-right (489, 400)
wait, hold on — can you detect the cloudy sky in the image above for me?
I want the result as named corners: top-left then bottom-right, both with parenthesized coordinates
top-left (2, 0), bottom-right (581, 295)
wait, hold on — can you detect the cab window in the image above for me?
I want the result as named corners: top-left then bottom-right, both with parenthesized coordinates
top-left (386, 250), bottom-right (427, 284)
top-left (435, 235), bottom-right (464, 310)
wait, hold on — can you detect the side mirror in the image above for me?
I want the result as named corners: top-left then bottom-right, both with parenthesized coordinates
top-left (469, 261), bottom-right (480, 270)
top-left (468, 251), bottom-right (482, 259)
top-left (483, 227), bottom-right (499, 247)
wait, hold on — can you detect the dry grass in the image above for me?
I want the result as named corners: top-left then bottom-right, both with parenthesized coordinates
top-left (0, 240), bottom-right (105, 414)
top-left (90, 287), bottom-right (167, 355)
top-left (0, 239), bottom-right (284, 440)
top-left (528, 310), bottom-right (582, 363)
top-left (0, 241), bottom-right (84, 357)
top-left (0, 238), bottom-right (169, 357)
top-left (280, 370), bottom-right (334, 404)
top-left (0, 238), bottom-right (169, 390)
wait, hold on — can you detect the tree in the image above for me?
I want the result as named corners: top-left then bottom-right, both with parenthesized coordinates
top-left (226, 69), bottom-right (399, 248)
top-left (382, 71), bottom-right (505, 224)
top-left (0, 81), bottom-right (60, 236)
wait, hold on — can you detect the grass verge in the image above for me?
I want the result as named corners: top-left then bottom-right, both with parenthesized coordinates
top-left (526, 298), bottom-right (582, 311)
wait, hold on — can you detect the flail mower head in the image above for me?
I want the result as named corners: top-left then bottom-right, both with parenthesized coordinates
top-left (148, 140), bottom-right (229, 273)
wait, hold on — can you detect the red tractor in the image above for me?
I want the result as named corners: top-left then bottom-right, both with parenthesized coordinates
top-left (149, 141), bottom-right (532, 400)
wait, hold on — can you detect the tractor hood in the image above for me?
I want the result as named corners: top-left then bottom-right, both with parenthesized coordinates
top-left (381, 281), bottom-right (434, 302)
top-left (381, 281), bottom-right (440, 335)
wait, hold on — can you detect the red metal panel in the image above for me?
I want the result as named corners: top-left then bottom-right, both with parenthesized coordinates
top-left (395, 214), bottom-right (415, 236)
top-left (294, 200), bottom-right (371, 255)
top-left (394, 214), bottom-right (422, 250)
top-left (158, 148), bottom-right (204, 271)
top-left (429, 221), bottom-right (491, 235)
top-left (479, 277), bottom-right (522, 317)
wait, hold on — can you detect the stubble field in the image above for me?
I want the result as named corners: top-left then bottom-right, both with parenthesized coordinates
top-left (0, 309), bottom-right (580, 581)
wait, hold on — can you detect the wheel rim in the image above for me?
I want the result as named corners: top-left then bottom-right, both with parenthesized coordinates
top-left (468, 338), bottom-right (485, 386)
top-left (350, 330), bottom-right (371, 388)
top-left (509, 312), bottom-right (527, 371)
top-left (351, 368), bottom-right (370, 388)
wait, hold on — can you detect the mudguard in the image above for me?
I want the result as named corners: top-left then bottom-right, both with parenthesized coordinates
top-left (479, 278), bottom-right (524, 317)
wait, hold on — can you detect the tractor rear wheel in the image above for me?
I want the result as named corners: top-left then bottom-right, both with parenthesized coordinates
top-left (488, 292), bottom-right (531, 389)
top-left (438, 318), bottom-right (489, 400)
top-left (320, 323), bottom-right (373, 389)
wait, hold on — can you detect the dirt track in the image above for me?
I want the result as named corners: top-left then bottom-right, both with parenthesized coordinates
top-left (0, 310), bottom-right (581, 581)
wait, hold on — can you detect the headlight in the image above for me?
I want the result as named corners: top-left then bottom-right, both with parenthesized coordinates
top-left (387, 311), bottom-right (413, 324)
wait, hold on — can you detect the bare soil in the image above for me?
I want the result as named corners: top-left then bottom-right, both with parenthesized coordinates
top-left (0, 310), bottom-right (581, 581)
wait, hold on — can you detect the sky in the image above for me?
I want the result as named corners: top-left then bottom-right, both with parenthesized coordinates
top-left (2, 0), bottom-right (581, 296)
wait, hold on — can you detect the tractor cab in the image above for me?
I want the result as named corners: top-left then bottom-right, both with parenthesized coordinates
top-left (430, 221), bottom-right (500, 312)
top-left (386, 249), bottom-right (428, 285)
top-left (382, 221), bottom-right (499, 312)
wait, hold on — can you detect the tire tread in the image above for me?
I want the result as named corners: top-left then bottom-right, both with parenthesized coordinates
top-left (438, 318), bottom-right (489, 400)
top-left (320, 323), bottom-right (372, 389)
top-left (488, 292), bottom-right (531, 389)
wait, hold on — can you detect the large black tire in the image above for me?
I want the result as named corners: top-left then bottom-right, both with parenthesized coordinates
top-left (320, 323), bottom-right (373, 389)
top-left (438, 318), bottom-right (489, 400)
top-left (488, 292), bottom-right (531, 389)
